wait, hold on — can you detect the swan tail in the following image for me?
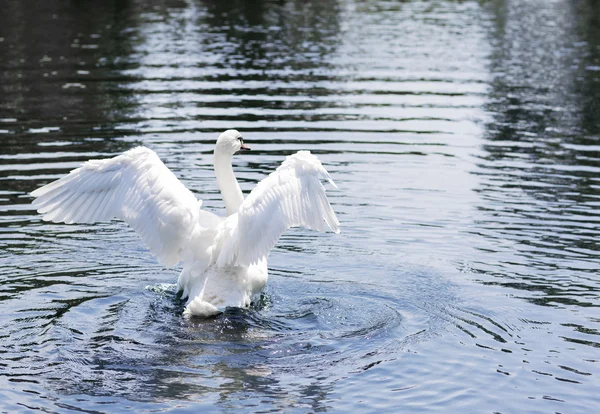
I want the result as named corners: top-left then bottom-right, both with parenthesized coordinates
top-left (183, 297), bottom-right (221, 318)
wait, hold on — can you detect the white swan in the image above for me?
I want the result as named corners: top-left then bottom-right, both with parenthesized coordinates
top-left (31, 130), bottom-right (340, 317)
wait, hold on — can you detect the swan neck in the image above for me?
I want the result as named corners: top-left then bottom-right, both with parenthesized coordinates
top-left (214, 151), bottom-right (243, 216)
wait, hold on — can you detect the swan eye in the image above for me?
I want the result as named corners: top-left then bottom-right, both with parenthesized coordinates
top-left (238, 137), bottom-right (244, 143)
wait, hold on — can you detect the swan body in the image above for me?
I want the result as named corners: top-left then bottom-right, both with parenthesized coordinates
top-left (31, 130), bottom-right (340, 317)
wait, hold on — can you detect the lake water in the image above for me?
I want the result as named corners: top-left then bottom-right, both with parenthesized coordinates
top-left (1, 0), bottom-right (599, 412)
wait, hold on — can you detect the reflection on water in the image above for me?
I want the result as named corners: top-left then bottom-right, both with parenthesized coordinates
top-left (476, 0), bottom-right (600, 307)
top-left (1, 0), bottom-right (600, 412)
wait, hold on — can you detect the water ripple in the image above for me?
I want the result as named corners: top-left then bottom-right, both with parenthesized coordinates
top-left (1, 0), bottom-right (600, 412)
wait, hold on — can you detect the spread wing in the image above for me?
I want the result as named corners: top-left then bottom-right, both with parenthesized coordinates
top-left (217, 151), bottom-right (340, 267)
top-left (31, 146), bottom-right (219, 267)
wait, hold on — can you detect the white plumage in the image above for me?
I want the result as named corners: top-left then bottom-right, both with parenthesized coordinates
top-left (31, 130), bottom-right (340, 317)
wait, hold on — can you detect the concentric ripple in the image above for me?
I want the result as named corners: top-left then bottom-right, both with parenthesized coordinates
top-left (1, 0), bottom-right (600, 412)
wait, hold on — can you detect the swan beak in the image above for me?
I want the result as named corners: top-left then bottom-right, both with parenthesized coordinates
top-left (240, 142), bottom-right (251, 151)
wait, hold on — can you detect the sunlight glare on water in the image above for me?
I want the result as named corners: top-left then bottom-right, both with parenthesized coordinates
top-left (1, 0), bottom-right (599, 412)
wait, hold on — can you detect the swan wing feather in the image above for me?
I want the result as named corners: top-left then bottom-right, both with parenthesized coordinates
top-left (31, 146), bottom-right (212, 267)
top-left (217, 151), bottom-right (339, 267)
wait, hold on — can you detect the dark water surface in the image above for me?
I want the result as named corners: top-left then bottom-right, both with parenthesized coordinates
top-left (1, 0), bottom-right (600, 412)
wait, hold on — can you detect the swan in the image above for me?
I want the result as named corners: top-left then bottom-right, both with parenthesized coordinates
top-left (31, 130), bottom-right (340, 317)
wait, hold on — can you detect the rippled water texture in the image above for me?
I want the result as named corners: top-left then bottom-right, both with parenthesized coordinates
top-left (1, 0), bottom-right (600, 412)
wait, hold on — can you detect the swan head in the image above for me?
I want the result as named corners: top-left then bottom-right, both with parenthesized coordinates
top-left (215, 129), bottom-right (250, 155)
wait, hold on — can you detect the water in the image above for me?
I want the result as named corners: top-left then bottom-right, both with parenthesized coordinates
top-left (1, 0), bottom-right (599, 412)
